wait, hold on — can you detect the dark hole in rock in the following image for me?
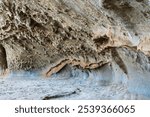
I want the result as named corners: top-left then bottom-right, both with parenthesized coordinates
top-left (0, 44), bottom-right (8, 74)
top-left (136, 0), bottom-right (143, 2)
top-left (93, 35), bottom-right (109, 45)
top-left (30, 18), bottom-right (46, 30)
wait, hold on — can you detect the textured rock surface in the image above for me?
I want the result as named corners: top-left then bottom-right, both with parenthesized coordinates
top-left (0, 0), bottom-right (149, 72)
top-left (0, 0), bottom-right (150, 99)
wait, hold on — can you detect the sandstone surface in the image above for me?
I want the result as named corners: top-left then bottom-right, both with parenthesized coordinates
top-left (0, 0), bottom-right (150, 99)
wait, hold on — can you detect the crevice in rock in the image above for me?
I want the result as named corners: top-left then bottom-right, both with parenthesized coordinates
top-left (111, 48), bottom-right (128, 75)
top-left (136, 0), bottom-right (144, 2)
top-left (0, 44), bottom-right (8, 75)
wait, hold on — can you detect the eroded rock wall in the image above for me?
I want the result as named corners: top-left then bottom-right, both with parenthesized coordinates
top-left (0, 0), bottom-right (149, 79)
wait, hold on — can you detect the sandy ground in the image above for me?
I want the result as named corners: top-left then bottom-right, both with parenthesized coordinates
top-left (0, 73), bottom-right (149, 100)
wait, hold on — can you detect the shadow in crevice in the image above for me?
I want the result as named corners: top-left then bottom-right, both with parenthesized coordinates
top-left (0, 44), bottom-right (8, 76)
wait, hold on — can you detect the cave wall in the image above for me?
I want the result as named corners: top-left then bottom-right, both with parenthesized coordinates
top-left (0, 0), bottom-right (149, 78)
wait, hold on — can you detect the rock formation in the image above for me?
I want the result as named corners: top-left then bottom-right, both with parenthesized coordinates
top-left (0, 44), bottom-right (7, 75)
top-left (0, 0), bottom-right (150, 98)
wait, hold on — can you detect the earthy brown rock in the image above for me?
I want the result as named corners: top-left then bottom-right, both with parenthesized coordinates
top-left (0, 0), bottom-right (149, 78)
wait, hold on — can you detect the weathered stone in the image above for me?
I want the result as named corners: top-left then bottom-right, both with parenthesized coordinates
top-left (0, 0), bottom-right (149, 78)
